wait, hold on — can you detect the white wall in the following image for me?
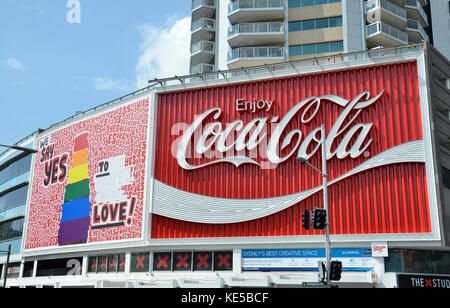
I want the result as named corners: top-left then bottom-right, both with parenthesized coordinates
top-left (342, 0), bottom-right (366, 53)
top-left (430, 0), bottom-right (450, 61)
top-left (216, 0), bottom-right (231, 70)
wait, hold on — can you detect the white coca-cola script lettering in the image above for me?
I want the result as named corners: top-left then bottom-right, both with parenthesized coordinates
top-left (176, 90), bottom-right (384, 170)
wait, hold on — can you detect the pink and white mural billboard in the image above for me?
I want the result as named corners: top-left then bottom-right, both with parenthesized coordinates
top-left (24, 96), bottom-right (150, 251)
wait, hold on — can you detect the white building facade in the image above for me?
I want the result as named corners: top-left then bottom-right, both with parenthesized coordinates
top-left (190, 0), bottom-right (435, 74)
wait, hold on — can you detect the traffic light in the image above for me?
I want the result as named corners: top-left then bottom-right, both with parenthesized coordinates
top-left (329, 261), bottom-right (342, 281)
top-left (302, 209), bottom-right (310, 230)
top-left (318, 261), bottom-right (326, 283)
top-left (312, 208), bottom-right (327, 230)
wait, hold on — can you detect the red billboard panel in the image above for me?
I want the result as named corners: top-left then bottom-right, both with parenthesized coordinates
top-left (151, 61), bottom-right (432, 239)
top-left (25, 96), bottom-right (150, 251)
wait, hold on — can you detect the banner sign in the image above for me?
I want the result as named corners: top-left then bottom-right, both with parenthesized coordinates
top-left (151, 60), bottom-right (434, 239)
top-left (242, 248), bottom-right (373, 271)
top-left (397, 274), bottom-right (450, 288)
top-left (25, 96), bottom-right (150, 251)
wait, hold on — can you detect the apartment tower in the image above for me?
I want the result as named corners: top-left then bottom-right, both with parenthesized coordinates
top-left (190, 0), bottom-right (432, 73)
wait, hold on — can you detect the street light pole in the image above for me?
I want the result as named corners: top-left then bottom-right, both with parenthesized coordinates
top-left (297, 124), bottom-right (332, 286)
top-left (320, 124), bottom-right (332, 286)
top-left (0, 144), bottom-right (38, 154)
top-left (1, 244), bottom-right (11, 288)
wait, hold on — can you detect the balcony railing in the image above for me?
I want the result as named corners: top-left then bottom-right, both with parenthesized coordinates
top-left (228, 0), bottom-right (284, 13)
top-left (366, 21), bottom-right (408, 43)
top-left (191, 40), bottom-right (215, 54)
top-left (365, 0), bottom-right (406, 20)
top-left (405, 0), bottom-right (428, 24)
top-left (228, 46), bottom-right (284, 62)
top-left (192, 0), bottom-right (215, 11)
top-left (228, 22), bottom-right (284, 37)
top-left (406, 19), bottom-right (429, 41)
top-left (191, 18), bottom-right (216, 32)
top-left (191, 63), bottom-right (215, 74)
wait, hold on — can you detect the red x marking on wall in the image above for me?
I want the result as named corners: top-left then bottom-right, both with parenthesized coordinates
top-left (176, 254), bottom-right (189, 268)
top-left (217, 253), bottom-right (231, 268)
top-left (425, 279), bottom-right (433, 287)
top-left (196, 254), bottom-right (210, 269)
top-left (109, 258), bottom-right (117, 270)
top-left (119, 256), bottom-right (125, 270)
top-left (136, 256), bottom-right (146, 269)
top-left (99, 258), bottom-right (107, 270)
top-left (156, 255), bottom-right (169, 270)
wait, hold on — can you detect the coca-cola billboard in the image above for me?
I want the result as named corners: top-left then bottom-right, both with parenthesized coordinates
top-left (150, 60), bottom-right (437, 240)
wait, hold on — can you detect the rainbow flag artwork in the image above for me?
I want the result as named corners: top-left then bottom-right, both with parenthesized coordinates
top-left (58, 133), bottom-right (92, 246)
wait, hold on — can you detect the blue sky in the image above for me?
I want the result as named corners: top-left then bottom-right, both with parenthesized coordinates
top-left (0, 0), bottom-right (191, 147)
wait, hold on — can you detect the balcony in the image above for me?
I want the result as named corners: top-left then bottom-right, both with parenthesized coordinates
top-left (366, 21), bottom-right (408, 48)
top-left (404, 0), bottom-right (428, 27)
top-left (406, 19), bottom-right (429, 43)
top-left (228, 0), bottom-right (284, 24)
top-left (192, 0), bottom-right (216, 20)
top-left (227, 46), bottom-right (284, 69)
top-left (190, 40), bottom-right (215, 67)
top-left (190, 63), bottom-right (215, 74)
top-left (365, 0), bottom-right (407, 29)
top-left (228, 22), bottom-right (284, 48)
top-left (191, 18), bottom-right (216, 43)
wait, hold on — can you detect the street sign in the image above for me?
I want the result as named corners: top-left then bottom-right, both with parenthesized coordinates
top-left (302, 282), bottom-right (326, 288)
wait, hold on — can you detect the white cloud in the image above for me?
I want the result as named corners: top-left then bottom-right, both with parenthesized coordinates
top-left (5, 58), bottom-right (24, 70)
top-left (135, 16), bottom-right (191, 88)
top-left (93, 77), bottom-right (132, 91)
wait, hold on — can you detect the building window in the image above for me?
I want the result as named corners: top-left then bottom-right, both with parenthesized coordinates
top-left (289, 17), bottom-right (342, 32)
top-left (36, 257), bottom-right (83, 277)
top-left (385, 249), bottom-right (450, 275)
top-left (22, 261), bottom-right (34, 278)
top-left (289, 41), bottom-right (343, 56)
top-left (0, 184), bottom-right (28, 212)
top-left (6, 262), bottom-right (21, 279)
top-left (130, 252), bottom-right (150, 273)
top-left (88, 256), bottom-right (97, 273)
top-left (442, 167), bottom-right (450, 189)
top-left (153, 252), bottom-right (172, 271)
top-left (152, 251), bottom-right (233, 272)
top-left (0, 217), bottom-right (24, 241)
top-left (0, 154), bottom-right (32, 186)
top-left (173, 252), bottom-right (192, 271)
top-left (88, 254), bottom-right (125, 273)
top-left (214, 251), bottom-right (233, 271)
top-left (288, 0), bottom-right (341, 8)
top-left (193, 252), bottom-right (213, 271)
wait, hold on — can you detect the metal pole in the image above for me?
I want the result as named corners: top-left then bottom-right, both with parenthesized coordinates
top-left (0, 144), bottom-right (37, 154)
top-left (3, 244), bottom-right (11, 288)
top-left (321, 124), bottom-right (331, 286)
